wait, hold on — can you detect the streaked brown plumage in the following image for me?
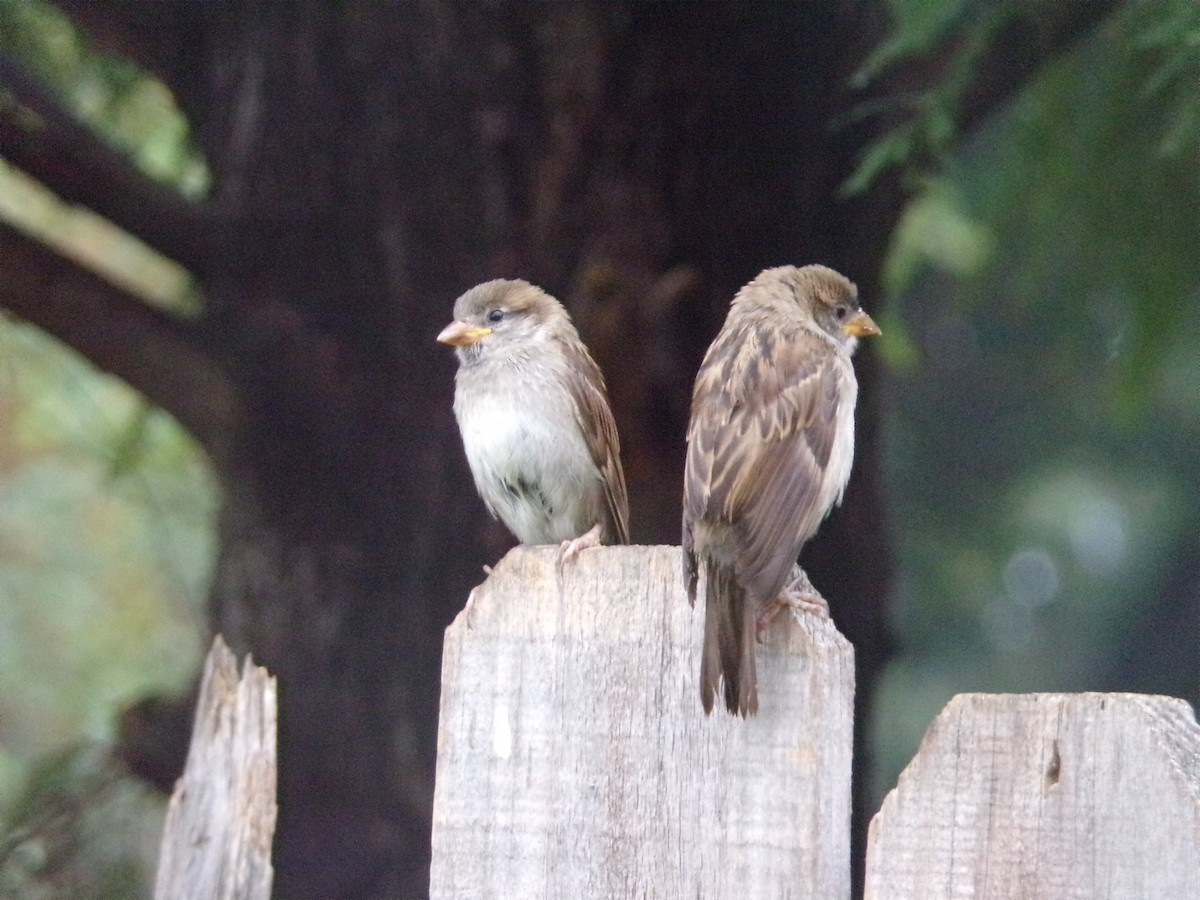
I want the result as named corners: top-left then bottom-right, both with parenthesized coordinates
top-left (438, 279), bottom-right (629, 555)
top-left (682, 265), bottom-right (879, 716)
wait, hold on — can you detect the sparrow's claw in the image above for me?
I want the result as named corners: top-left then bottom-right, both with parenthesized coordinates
top-left (781, 565), bottom-right (830, 618)
top-left (783, 590), bottom-right (830, 618)
top-left (555, 523), bottom-right (604, 581)
top-left (756, 566), bottom-right (829, 640)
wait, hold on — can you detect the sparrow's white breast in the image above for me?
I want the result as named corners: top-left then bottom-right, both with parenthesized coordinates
top-left (821, 353), bottom-right (858, 515)
top-left (453, 362), bottom-right (599, 544)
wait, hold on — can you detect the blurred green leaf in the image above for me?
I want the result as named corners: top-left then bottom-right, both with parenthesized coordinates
top-left (0, 0), bottom-right (209, 196)
top-left (0, 744), bottom-right (158, 899)
top-left (853, 0), bottom-right (971, 86)
top-left (1132, 0), bottom-right (1200, 158)
top-left (842, 125), bottom-right (916, 196)
top-left (883, 178), bottom-right (994, 294)
top-left (874, 308), bottom-right (922, 374)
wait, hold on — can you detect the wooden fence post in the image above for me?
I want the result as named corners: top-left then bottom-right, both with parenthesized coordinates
top-left (153, 635), bottom-right (278, 900)
top-left (430, 545), bottom-right (855, 899)
top-left (864, 692), bottom-right (1200, 899)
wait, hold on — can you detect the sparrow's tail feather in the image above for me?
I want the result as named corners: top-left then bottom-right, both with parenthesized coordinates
top-left (738, 597), bottom-right (758, 716)
top-left (700, 560), bottom-right (758, 716)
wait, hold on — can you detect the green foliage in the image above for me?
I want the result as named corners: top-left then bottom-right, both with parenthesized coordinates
top-left (875, 1), bottom-right (1200, 396)
top-left (0, 0), bottom-right (209, 196)
top-left (0, 317), bottom-right (214, 815)
top-left (883, 178), bottom-right (993, 294)
top-left (0, 9), bottom-right (217, 893)
top-left (1132, 0), bottom-right (1200, 158)
top-left (872, 1), bottom-right (1200, 801)
top-left (843, 0), bottom-right (1031, 194)
top-left (0, 1), bottom-right (205, 321)
top-left (854, 0), bottom-right (973, 81)
top-left (0, 744), bottom-right (159, 899)
top-left (846, 0), bottom-right (1200, 193)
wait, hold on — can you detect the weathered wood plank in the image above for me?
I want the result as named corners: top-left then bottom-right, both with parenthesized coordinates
top-left (430, 545), bottom-right (855, 899)
top-left (154, 635), bottom-right (277, 900)
top-left (865, 692), bottom-right (1200, 899)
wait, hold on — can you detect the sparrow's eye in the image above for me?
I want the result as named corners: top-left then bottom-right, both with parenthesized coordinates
top-left (833, 305), bottom-right (849, 321)
top-left (487, 308), bottom-right (505, 324)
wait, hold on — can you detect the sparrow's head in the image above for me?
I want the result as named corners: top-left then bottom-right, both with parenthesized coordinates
top-left (437, 279), bottom-right (573, 365)
top-left (750, 264), bottom-right (880, 349)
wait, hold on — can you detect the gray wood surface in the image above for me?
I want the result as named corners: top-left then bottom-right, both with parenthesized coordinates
top-left (865, 692), bottom-right (1200, 899)
top-left (154, 635), bottom-right (277, 900)
top-left (430, 544), bottom-right (855, 899)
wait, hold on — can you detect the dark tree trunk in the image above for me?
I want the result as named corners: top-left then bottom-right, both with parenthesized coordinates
top-left (191, 9), bottom-right (897, 898)
top-left (193, 8), bottom-right (501, 896)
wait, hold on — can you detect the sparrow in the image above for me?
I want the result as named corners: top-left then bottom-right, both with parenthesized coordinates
top-left (438, 279), bottom-right (630, 561)
top-left (682, 264), bottom-right (879, 716)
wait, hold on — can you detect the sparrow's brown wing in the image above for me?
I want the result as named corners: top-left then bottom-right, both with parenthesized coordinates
top-left (684, 317), bottom-right (841, 601)
top-left (564, 346), bottom-right (631, 544)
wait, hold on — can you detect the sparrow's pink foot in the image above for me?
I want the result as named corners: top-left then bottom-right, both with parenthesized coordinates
top-left (756, 566), bottom-right (829, 640)
top-left (556, 523), bottom-right (604, 571)
top-left (782, 590), bottom-right (830, 618)
top-left (781, 565), bottom-right (830, 618)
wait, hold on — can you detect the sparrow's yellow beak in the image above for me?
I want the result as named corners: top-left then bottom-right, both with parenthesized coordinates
top-left (841, 309), bottom-right (881, 338)
top-left (437, 320), bottom-right (493, 346)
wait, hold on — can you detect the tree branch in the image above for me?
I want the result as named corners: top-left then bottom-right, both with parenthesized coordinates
top-left (0, 220), bottom-right (241, 463)
top-left (0, 55), bottom-right (218, 276)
